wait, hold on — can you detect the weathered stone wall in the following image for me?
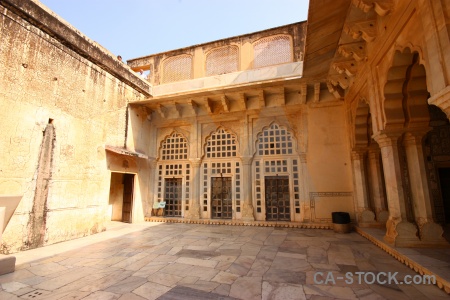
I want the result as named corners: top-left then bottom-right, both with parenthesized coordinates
top-left (0, 2), bottom-right (149, 253)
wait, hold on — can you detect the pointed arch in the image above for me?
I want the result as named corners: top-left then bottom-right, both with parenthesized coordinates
top-left (203, 126), bottom-right (239, 159)
top-left (158, 131), bottom-right (189, 160)
top-left (383, 48), bottom-right (430, 130)
top-left (253, 122), bottom-right (298, 157)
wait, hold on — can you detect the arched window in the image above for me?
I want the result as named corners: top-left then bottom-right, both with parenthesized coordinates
top-left (160, 132), bottom-right (188, 160)
top-left (161, 54), bottom-right (193, 83)
top-left (253, 35), bottom-right (292, 68)
top-left (257, 123), bottom-right (294, 156)
top-left (205, 46), bottom-right (239, 76)
top-left (205, 128), bottom-right (237, 158)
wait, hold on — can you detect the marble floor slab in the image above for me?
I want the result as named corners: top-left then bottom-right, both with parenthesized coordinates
top-left (0, 222), bottom-right (448, 299)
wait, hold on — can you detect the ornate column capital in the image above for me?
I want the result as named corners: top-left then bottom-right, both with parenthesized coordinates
top-left (189, 158), bottom-right (202, 168)
top-left (299, 153), bottom-right (307, 163)
top-left (240, 156), bottom-right (253, 166)
top-left (372, 131), bottom-right (402, 148)
top-left (402, 128), bottom-right (432, 146)
top-left (351, 148), bottom-right (367, 160)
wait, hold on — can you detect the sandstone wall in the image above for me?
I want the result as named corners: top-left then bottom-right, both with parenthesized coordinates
top-left (0, 2), bottom-right (149, 253)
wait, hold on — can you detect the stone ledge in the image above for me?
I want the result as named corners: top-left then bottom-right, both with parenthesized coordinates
top-left (145, 217), bottom-right (333, 229)
top-left (0, 254), bottom-right (16, 276)
top-left (355, 226), bottom-right (450, 295)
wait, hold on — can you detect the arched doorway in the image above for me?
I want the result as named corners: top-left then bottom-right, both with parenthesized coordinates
top-left (377, 48), bottom-right (447, 245)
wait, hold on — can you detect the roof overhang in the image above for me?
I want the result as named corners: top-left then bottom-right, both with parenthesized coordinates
top-left (105, 145), bottom-right (148, 159)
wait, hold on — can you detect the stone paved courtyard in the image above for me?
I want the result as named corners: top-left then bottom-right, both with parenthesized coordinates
top-left (0, 222), bottom-right (448, 299)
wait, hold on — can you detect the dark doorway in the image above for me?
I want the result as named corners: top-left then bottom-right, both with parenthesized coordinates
top-left (438, 168), bottom-right (450, 224)
top-left (164, 178), bottom-right (182, 217)
top-left (122, 174), bottom-right (134, 223)
top-left (109, 173), bottom-right (134, 223)
top-left (211, 177), bottom-right (232, 219)
top-left (265, 176), bottom-right (290, 221)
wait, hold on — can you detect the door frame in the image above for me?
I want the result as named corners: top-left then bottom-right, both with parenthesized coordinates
top-left (163, 176), bottom-right (184, 217)
top-left (210, 175), bottom-right (233, 219)
top-left (264, 175), bottom-right (291, 221)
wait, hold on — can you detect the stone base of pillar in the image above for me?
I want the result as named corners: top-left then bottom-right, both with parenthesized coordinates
top-left (376, 211), bottom-right (389, 224)
top-left (241, 203), bottom-right (255, 221)
top-left (0, 254), bottom-right (15, 275)
top-left (394, 222), bottom-right (421, 247)
top-left (384, 219), bottom-right (421, 246)
top-left (357, 210), bottom-right (375, 227)
top-left (419, 222), bottom-right (449, 247)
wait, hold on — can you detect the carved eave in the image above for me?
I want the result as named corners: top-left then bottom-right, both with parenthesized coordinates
top-left (338, 42), bottom-right (367, 62)
top-left (221, 95), bottom-right (230, 112)
top-left (352, 0), bottom-right (394, 17)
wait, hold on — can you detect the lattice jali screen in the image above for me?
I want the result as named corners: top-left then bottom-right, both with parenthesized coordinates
top-left (161, 54), bottom-right (193, 84)
top-left (161, 132), bottom-right (188, 160)
top-left (257, 123), bottom-right (294, 156)
top-left (205, 128), bottom-right (237, 158)
top-left (205, 46), bottom-right (239, 76)
top-left (253, 35), bottom-right (292, 68)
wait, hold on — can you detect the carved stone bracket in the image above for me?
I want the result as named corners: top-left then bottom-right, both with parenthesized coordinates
top-left (174, 102), bottom-right (182, 118)
top-left (239, 93), bottom-right (247, 109)
top-left (258, 90), bottom-right (265, 108)
top-left (188, 100), bottom-right (197, 116)
top-left (157, 104), bottom-right (167, 118)
top-left (338, 42), bottom-right (367, 62)
top-left (221, 95), bottom-right (230, 112)
top-left (328, 73), bottom-right (350, 90)
top-left (314, 83), bottom-right (320, 103)
top-left (327, 82), bottom-right (345, 99)
top-left (332, 59), bottom-right (358, 77)
top-left (345, 19), bottom-right (377, 42)
top-left (204, 97), bottom-right (213, 114)
top-left (352, 0), bottom-right (394, 17)
top-left (300, 83), bottom-right (307, 104)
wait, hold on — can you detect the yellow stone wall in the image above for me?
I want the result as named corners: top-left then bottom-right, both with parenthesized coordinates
top-left (0, 3), bottom-right (147, 253)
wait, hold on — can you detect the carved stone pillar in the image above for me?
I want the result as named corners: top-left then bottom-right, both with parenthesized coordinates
top-left (241, 156), bottom-right (255, 221)
top-left (367, 148), bottom-right (389, 224)
top-left (351, 149), bottom-right (375, 225)
top-left (373, 132), bottom-right (420, 246)
top-left (403, 131), bottom-right (447, 245)
top-left (147, 158), bottom-right (157, 217)
top-left (186, 158), bottom-right (201, 219)
top-left (299, 153), bottom-right (310, 222)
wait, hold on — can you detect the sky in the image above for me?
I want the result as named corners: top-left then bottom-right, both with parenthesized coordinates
top-left (39, 0), bottom-right (309, 62)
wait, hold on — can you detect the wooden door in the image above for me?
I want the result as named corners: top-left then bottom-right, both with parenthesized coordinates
top-left (122, 173), bottom-right (134, 223)
top-left (265, 176), bottom-right (290, 221)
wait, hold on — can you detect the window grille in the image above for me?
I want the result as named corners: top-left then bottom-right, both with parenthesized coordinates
top-left (161, 54), bottom-right (193, 83)
top-left (161, 132), bottom-right (188, 160)
top-left (205, 128), bottom-right (237, 158)
top-left (253, 35), bottom-right (292, 68)
top-left (257, 123), bottom-right (294, 155)
top-left (205, 46), bottom-right (239, 76)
